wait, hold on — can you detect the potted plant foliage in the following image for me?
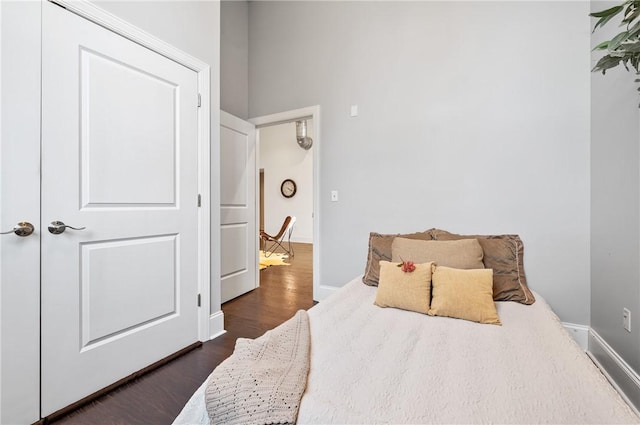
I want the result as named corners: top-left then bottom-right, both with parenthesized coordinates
top-left (592, 1), bottom-right (640, 82)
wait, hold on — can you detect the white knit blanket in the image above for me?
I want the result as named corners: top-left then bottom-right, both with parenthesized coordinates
top-left (205, 310), bottom-right (310, 425)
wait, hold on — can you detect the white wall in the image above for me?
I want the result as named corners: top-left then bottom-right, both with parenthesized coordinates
top-left (590, 1), bottom-right (640, 379)
top-left (249, 1), bottom-right (592, 324)
top-left (221, 0), bottom-right (249, 119)
top-left (259, 121), bottom-right (314, 243)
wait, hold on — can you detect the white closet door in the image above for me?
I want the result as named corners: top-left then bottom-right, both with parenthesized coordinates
top-left (0, 1), bottom-right (41, 423)
top-left (41, 2), bottom-right (200, 415)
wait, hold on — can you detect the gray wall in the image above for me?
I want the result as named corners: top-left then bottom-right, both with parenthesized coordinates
top-left (591, 2), bottom-right (640, 373)
top-left (93, 0), bottom-right (223, 316)
top-left (249, 1), bottom-right (592, 324)
top-left (221, 0), bottom-right (249, 119)
top-left (95, 1), bottom-right (220, 69)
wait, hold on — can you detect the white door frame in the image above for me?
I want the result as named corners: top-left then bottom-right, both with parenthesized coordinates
top-left (54, 0), bottom-right (213, 342)
top-left (251, 106), bottom-right (332, 301)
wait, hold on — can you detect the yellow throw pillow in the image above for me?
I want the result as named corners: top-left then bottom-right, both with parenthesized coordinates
top-left (428, 265), bottom-right (501, 325)
top-left (374, 261), bottom-right (433, 314)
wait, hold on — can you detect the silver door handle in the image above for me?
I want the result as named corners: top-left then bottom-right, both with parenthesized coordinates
top-left (0, 222), bottom-right (35, 237)
top-left (48, 221), bottom-right (86, 235)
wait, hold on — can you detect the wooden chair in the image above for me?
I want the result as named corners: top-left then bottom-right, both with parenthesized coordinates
top-left (260, 216), bottom-right (296, 258)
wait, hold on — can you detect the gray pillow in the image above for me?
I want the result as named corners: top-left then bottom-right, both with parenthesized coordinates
top-left (362, 230), bottom-right (434, 286)
top-left (430, 229), bottom-right (535, 305)
top-left (391, 238), bottom-right (485, 270)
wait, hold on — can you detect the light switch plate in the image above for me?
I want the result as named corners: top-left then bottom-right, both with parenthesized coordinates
top-left (624, 308), bottom-right (631, 333)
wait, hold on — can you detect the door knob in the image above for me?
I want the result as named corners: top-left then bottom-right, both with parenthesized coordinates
top-left (48, 221), bottom-right (86, 235)
top-left (0, 222), bottom-right (35, 237)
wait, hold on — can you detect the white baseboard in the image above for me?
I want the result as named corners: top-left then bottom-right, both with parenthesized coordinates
top-left (314, 284), bottom-right (338, 302)
top-left (291, 237), bottom-right (313, 244)
top-left (588, 329), bottom-right (640, 415)
top-left (562, 322), bottom-right (589, 351)
top-left (209, 310), bottom-right (226, 340)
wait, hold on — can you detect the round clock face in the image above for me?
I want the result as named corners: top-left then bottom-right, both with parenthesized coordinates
top-left (281, 179), bottom-right (297, 198)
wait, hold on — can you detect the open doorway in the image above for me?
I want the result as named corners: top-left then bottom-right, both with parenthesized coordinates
top-left (257, 119), bottom-right (314, 299)
top-left (259, 120), bottom-right (314, 245)
top-left (251, 105), bottom-right (321, 301)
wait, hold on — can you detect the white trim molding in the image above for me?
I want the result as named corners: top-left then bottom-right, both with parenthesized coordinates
top-left (562, 322), bottom-right (589, 351)
top-left (315, 284), bottom-right (339, 301)
top-left (588, 329), bottom-right (640, 415)
top-left (209, 311), bottom-right (226, 340)
top-left (50, 0), bottom-right (207, 72)
top-left (197, 66), bottom-right (212, 342)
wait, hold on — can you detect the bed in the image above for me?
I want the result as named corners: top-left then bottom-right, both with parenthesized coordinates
top-left (174, 230), bottom-right (640, 424)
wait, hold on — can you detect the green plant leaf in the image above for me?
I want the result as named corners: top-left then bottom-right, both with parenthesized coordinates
top-left (591, 0), bottom-right (640, 96)
top-left (623, 6), bottom-right (640, 24)
top-left (592, 5), bottom-right (626, 33)
top-left (623, 2), bottom-right (633, 17)
top-left (590, 5), bottom-right (623, 18)
top-left (593, 40), bottom-right (610, 51)
top-left (621, 40), bottom-right (640, 52)
top-left (622, 1), bottom-right (637, 22)
top-left (608, 30), bottom-right (631, 50)
top-left (626, 19), bottom-right (640, 37)
top-left (594, 13), bottom-right (625, 32)
top-left (592, 54), bottom-right (623, 73)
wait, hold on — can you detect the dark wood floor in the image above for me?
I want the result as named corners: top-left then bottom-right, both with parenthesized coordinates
top-left (50, 242), bottom-right (313, 425)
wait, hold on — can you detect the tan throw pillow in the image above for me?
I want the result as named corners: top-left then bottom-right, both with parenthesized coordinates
top-left (431, 229), bottom-right (535, 305)
top-left (362, 230), bottom-right (434, 286)
top-left (374, 261), bottom-right (433, 314)
top-left (391, 238), bottom-right (484, 270)
top-left (429, 265), bottom-right (501, 325)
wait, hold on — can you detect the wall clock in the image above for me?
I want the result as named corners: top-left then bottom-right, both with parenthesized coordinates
top-left (280, 179), bottom-right (297, 198)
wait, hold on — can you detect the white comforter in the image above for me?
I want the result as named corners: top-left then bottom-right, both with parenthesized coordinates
top-left (175, 277), bottom-right (640, 424)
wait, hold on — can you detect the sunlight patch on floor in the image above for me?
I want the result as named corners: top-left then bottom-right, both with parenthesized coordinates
top-left (259, 251), bottom-right (290, 270)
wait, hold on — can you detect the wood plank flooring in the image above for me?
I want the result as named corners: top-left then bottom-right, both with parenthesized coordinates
top-left (50, 242), bottom-right (313, 425)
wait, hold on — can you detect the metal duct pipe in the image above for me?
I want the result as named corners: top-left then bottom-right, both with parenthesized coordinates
top-left (296, 120), bottom-right (313, 150)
